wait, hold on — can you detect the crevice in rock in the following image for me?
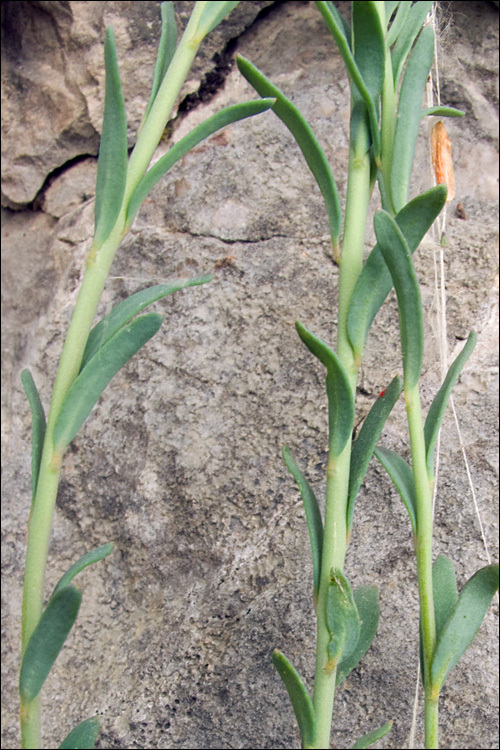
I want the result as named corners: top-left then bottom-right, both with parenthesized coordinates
top-left (165, 1), bottom-right (284, 130)
top-left (3, 2), bottom-right (285, 215)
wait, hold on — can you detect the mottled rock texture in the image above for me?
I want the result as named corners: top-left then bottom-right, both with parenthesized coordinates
top-left (1, 2), bottom-right (498, 749)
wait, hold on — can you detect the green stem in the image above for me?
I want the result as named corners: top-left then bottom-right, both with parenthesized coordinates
top-left (19, 9), bottom-right (213, 746)
top-left (405, 384), bottom-right (437, 748)
top-left (425, 692), bottom-right (439, 749)
top-left (311, 123), bottom-right (371, 750)
top-left (123, 5), bottom-right (203, 207)
top-left (20, 218), bottom-right (125, 750)
top-left (312, 442), bottom-right (351, 748)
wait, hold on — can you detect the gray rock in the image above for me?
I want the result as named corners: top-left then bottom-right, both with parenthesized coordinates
top-left (1, 2), bottom-right (498, 749)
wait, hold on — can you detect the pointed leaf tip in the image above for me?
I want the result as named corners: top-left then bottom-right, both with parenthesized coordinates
top-left (272, 649), bottom-right (317, 749)
top-left (282, 446), bottom-right (323, 604)
top-left (295, 322), bottom-right (354, 457)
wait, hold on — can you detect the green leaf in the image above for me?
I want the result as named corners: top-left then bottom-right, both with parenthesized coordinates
top-left (20, 586), bottom-right (82, 703)
top-left (282, 446), bottom-right (323, 606)
top-left (295, 322), bottom-right (354, 458)
top-left (93, 27), bottom-right (128, 249)
top-left (236, 56), bottom-right (342, 256)
top-left (374, 447), bottom-right (417, 534)
top-left (391, 1), bottom-right (434, 88)
top-left (81, 277), bottom-right (211, 369)
top-left (326, 569), bottom-right (361, 669)
top-left (347, 185), bottom-right (447, 361)
top-left (315, 1), bottom-right (381, 161)
top-left (126, 99), bottom-right (275, 227)
top-left (373, 210), bottom-right (423, 389)
top-left (391, 24), bottom-right (435, 212)
top-left (421, 106), bottom-right (465, 119)
top-left (323, 1), bottom-right (351, 44)
top-left (53, 313), bottom-right (163, 451)
top-left (336, 585), bottom-right (380, 686)
top-left (431, 564), bottom-right (499, 696)
top-left (385, 1), bottom-right (401, 23)
top-left (432, 555), bottom-right (458, 642)
top-left (142, 2), bottom-right (178, 125)
top-left (195, 1), bottom-right (240, 38)
top-left (386, 1), bottom-right (410, 47)
top-left (21, 369), bottom-right (46, 500)
top-left (352, 2), bottom-right (385, 104)
top-left (53, 543), bottom-right (114, 597)
top-left (424, 332), bottom-right (476, 478)
top-left (272, 649), bottom-right (317, 750)
top-left (347, 376), bottom-right (403, 534)
top-left (352, 720), bottom-right (393, 749)
top-left (59, 716), bottom-right (100, 750)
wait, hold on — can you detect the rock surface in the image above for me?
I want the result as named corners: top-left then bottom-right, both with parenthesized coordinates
top-left (1, 2), bottom-right (498, 749)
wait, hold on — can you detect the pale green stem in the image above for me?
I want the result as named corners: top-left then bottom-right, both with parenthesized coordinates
top-left (405, 384), bottom-right (437, 749)
top-left (20, 218), bottom-right (125, 750)
top-left (425, 693), bottom-right (439, 750)
top-left (312, 441), bottom-right (352, 749)
top-left (311, 131), bottom-right (371, 750)
top-left (123, 8), bottom-right (203, 206)
top-left (20, 7), bottom-right (212, 746)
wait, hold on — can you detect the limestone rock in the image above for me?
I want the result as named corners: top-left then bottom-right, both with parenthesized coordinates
top-left (1, 2), bottom-right (498, 749)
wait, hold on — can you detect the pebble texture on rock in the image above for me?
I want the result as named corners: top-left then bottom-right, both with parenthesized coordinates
top-left (1, 2), bottom-right (498, 749)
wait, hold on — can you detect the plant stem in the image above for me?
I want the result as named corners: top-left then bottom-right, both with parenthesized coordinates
top-left (311, 122), bottom-right (371, 749)
top-left (425, 692), bottom-right (439, 749)
top-left (405, 384), bottom-right (437, 749)
top-left (19, 10), bottom-right (210, 745)
top-left (312, 441), bottom-right (351, 748)
top-left (20, 217), bottom-right (125, 749)
top-left (123, 4), bottom-right (204, 207)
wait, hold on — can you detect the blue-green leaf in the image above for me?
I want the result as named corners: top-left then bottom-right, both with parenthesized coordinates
top-left (352, 720), bottom-right (393, 749)
top-left (348, 376), bottom-right (403, 535)
top-left (315, 1), bottom-right (381, 161)
top-left (295, 322), bottom-right (354, 458)
top-left (272, 649), bottom-right (317, 750)
top-left (59, 717), bottom-right (100, 750)
top-left (374, 447), bottom-right (417, 534)
top-left (421, 106), bottom-right (465, 119)
top-left (20, 586), bottom-right (82, 703)
top-left (373, 210), bottom-right (423, 389)
top-left (53, 543), bottom-right (114, 597)
top-left (391, 24), bottom-right (435, 212)
top-left (386, 1), bottom-right (410, 47)
top-left (352, 1), bottom-right (385, 104)
top-left (142, 2), bottom-right (178, 125)
top-left (93, 27), bottom-right (128, 249)
top-left (431, 564), bottom-right (499, 696)
top-left (21, 369), bottom-right (46, 500)
top-left (282, 446), bottom-right (323, 606)
top-left (391, 1), bottom-right (434, 88)
top-left (323, 1), bottom-right (351, 44)
top-left (237, 55), bottom-right (342, 256)
top-left (424, 332), bottom-right (476, 478)
top-left (336, 585), bottom-right (380, 686)
top-left (326, 569), bottom-right (361, 670)
top-left (385, 1), bottom-right (401, 23)
top-left (196, 1), bottom-right (240, 38)
top-left (81, 277), bottom-right (212, 369)
top-left (53, 313), bottom-right (163, 451)
top-left (347, 185), bottom-right (447, 362)
top-left (126, 99), bottom-right (274, 228)
top-left (432, 555), bottom-right (458, 642)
